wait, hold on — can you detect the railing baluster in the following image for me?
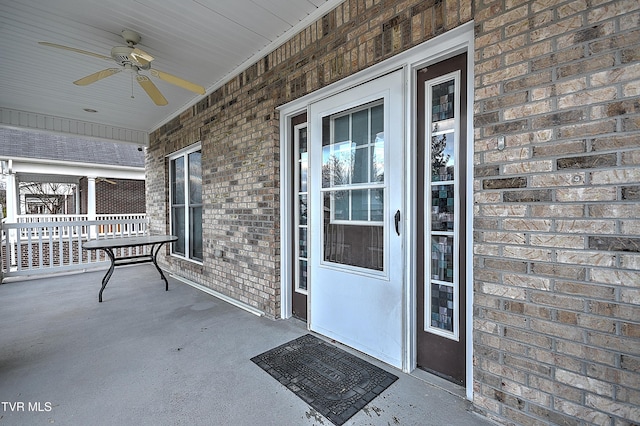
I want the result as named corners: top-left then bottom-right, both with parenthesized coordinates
top-left (49, 225), bottom-right (54, 268)
top-left (1, 215), bottom-right (147, 280)
top-left (26, 228), bottom-right (33, 272)
top-left (37, 226), bottom-right (43, 269)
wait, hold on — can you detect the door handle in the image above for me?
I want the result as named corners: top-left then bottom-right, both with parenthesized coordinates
top-left (394, 210), bottom-right (401, 236)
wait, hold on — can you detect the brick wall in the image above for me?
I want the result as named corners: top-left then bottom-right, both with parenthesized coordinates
top-left (79, 177), bottom-right (146, 214)
top-left (148, 0), bottom-right (472, 316)
top-left (473, 0), bottom-right (640, 424)
top-left (146, 0), bottom-right (640, 424)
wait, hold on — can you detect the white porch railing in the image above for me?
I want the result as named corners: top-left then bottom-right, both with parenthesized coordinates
top-left (1, 215), bottom-right (149, 281)
top-left (14, 214), bottom-right (147, 238)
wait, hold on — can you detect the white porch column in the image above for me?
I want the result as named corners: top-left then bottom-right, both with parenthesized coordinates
top-left (75, 184), bottom-right (80, 214)
top-left (4, 170), bottom-right (19, 266)
top-left (5, 171), bottom-right (18, 224)
top-left (87, 176), bottom-right (97, 238)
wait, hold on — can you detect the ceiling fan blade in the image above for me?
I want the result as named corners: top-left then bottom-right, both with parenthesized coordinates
top-left (74, 68), bottom-right (121, 86)
top-left (150, 69), bottom-right (205, 95)
top-left (130, 48), bottom-right (154, 67)
top-left (38, 42), bottom-right (112, 61)
top-left (136, 75), bottom-right (168, 106)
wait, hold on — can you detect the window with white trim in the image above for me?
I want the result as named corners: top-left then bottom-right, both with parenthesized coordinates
top-left (169, 144), bottom-right (202, 262)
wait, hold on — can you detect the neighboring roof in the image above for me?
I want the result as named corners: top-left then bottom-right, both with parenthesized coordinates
top-left (0, 127), bottom-right (144, 168)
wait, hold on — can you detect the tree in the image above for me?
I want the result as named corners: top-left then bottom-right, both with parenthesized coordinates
top-left (432, 134), bottom-right (452, 181)
top-left (19, 182), bottom-right (75, 214)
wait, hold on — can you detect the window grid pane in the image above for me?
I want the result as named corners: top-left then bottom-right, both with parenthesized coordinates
top-left (190, 205), bottom-right (203, 261)
top-left (170, 148), bottom-right (202, 262)
top-left (322, 100), bottom-right (384, 225)
top-left (172, 157), bottom-right (184, 204)
top-left (188, 151), bottom-right (202, 204)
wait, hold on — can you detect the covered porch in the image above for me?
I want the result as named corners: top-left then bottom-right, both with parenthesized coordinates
top-left (0, 265), bottom-right (490, 426)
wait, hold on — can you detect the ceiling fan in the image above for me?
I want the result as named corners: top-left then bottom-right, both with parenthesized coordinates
top-left (39, 29), bottom-right (205, 106)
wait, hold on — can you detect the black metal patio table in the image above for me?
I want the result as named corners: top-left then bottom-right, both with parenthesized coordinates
top-left (83, 235), bottom-right (178, 302)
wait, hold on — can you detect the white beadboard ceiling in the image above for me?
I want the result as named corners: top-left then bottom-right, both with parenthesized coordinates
top-left (0, 0), bottom-right (339, 143)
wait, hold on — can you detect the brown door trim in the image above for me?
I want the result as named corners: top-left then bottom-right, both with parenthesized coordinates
top-left (416, 52), bottom-right (468, 385)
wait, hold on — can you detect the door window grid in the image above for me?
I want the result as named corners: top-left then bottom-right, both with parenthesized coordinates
top-left (425, 72), bottom-right (460, 340)
top-left (169, 144), bottom-right (203, 263)
top-left (322, 101), bottom-right (384, 226)
top-left (320, 99), bottom-right (387, 273)
top-left (295, 124), bottom-right (309, 294)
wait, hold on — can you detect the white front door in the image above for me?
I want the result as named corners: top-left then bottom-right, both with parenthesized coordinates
top-left (309, 70), bottom-right (404, 368)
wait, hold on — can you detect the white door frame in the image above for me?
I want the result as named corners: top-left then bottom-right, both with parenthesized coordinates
top-left (278, 21), bottom-right (475, 400)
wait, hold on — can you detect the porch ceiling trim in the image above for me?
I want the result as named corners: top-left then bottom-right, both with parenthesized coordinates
top-left (1, 109), bottom-right (149, 146)
top-left (6, 156), bottom-right (144, 181)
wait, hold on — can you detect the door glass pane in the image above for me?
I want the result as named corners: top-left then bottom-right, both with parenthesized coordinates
top-left (432, 133), bottom-right (454, 182)
top-left (299, 152), bottom-right (308, 192)
top-left (298, 127), bottom-right (307, 153)
top-left (321, 100), bottom-right (385, 272)
top-left (334, 115), bottom-right (350, 143)
top-left (322, 210), bottom-right (384, 271)
top-left (298, 259), bottom-right (308, 291)
top-left (370, 188), bottom-right (384, 221)
top-left (351, 189), bottom-right (369, 221)
top-left (299, 228), bottom-right (308, 258)
top-left (372, 137), bottom-right (384, 183)
top-left (431, 283), bottom-right (454, 332)
top-left (432, 185), bottom-right (455, 231)
top-left (431, 80), bottom-right (455, 122)
top-left (322, 139), bottom-right (353, 188)
top-left (431, 236), bottom-right (454, 282)
top-left (352, 109), bottom-right (369, 146)
top-left (333, 190), bottom-right (349, 220)
top-left (299, 194), bottom-right (307, 225)
top-left (353, 147), bottom-right (369, 183)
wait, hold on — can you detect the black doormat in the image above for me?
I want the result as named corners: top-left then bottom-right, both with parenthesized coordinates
top-left (251, 334), bottom-right (398, 425)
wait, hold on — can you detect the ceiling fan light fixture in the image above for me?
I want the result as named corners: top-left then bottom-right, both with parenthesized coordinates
top-left (123, 63), bottom-right (138, 74)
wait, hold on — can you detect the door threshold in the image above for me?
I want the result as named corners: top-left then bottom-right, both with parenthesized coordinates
top-left (409, 368), bottom-right (467, 400)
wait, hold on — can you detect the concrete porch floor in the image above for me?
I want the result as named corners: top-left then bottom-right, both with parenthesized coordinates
top-left (0, 265), bottom-right (493, 426)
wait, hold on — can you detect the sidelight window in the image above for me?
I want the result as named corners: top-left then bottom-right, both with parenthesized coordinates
top-left (425, 73), bottom-right (460, 340)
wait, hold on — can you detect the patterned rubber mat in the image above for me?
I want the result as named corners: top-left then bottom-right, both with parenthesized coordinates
top-left (251, 334), bottom-right (398, 425)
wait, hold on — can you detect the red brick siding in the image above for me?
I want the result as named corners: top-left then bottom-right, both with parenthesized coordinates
top-left (79, 177), bottom-right (145, 214)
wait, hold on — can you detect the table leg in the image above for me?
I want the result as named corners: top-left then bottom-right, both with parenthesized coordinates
top-left (151, 243), bottom-right (170, 291)
top-left (99, 248), bottom-right (116, 302)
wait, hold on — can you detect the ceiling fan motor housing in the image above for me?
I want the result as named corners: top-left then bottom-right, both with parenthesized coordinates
top-left (111, 46), bottom-right (150, 70)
